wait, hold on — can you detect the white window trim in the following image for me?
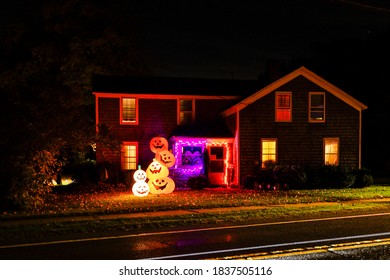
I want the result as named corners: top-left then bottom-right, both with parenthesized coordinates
top-left (121, 142), bottom-right (138, 171)
top-left (120, 97), bottom-right (139, 125)
top-left (323, 138), bottom-right (339, 166)
top-left (260, 138), bottom-right (278, 169)
top-left (275, 91), bottom-right (292, 122)
top-left (309, 92), bottom-right (326, 123)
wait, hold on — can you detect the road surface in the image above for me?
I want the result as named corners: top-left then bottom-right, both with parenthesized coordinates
top-left (1, 212), bottom-right (389, 260)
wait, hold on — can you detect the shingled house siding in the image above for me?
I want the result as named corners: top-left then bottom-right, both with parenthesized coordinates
top-left (138, 99), bottom-right (177, 167)
top-left (97, 97), bottom-right (177, 169)
top-left (238, 76), bottom-right (361, 180)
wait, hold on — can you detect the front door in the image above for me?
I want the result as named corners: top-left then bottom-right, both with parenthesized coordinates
top-left (209, 146), bottom-right (224, 185)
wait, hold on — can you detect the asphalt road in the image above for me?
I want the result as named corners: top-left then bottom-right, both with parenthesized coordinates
top-left (1, 212), bottom-right (390, 260)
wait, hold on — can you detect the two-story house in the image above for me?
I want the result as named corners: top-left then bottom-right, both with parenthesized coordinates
top-left (93, 66), bottom-right (367, 187)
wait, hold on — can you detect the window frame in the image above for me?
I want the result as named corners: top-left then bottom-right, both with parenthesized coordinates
top-left (121, 142), bottom-right (138, 171)
top-left (120, 97), bottom-right (138, 125)
top-left (323, 138), bottom-right (339, 166)
top-left (309, 92), bottom-right (325, 123)
top-left (275, 92), bottom-right (292, 122)
top-left (260, 138), bottom-right (278, 169)
top-left (178, 98), bottom-right (195, 125)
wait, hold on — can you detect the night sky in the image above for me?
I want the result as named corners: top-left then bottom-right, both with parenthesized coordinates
top-left (127, 0), bottom-right (390, 80)
top-left (2, 0), bottom-right (389, 80)
top-left (1, 0), bottom-right (389, 172)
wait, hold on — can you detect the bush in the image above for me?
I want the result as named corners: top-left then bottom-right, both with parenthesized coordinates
top-left (187, 175), bottom-right (210, 190)
top-left (307, 165), bottom-right (356, 189)
top-left (242, 175), bottom-right (257, 189)
top-left (351, 168), bottom-right (374, 188)
top-left (273, 165), bottom-right (307, 190)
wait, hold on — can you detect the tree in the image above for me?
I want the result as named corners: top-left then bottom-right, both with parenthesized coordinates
top-left (0, 0), bottom-right (150, 209)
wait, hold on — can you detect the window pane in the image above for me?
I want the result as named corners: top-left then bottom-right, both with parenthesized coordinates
top-left (324, 139), bottom-right (339, 165)
top-left (262, 140), bottom-right (276, 168)
top-left (276, 93), bottom-right (291, 121)
top-left (277, 94), bottom-right (290, 107)
top-left (179, 99), bottom-right (193, 124)
top-left (311, 94), bottom-right (324, 107)
top-left (180, 112), bottom-right (192, 124)
top-left (310, 94), bottom-right (324, 121)
top-left (276, 109), bottom-right (291, 121)
top-left (180, 99), bottom-right (192, 111)
top-left (122, 98), bottom-right (136, 122)
top-left (210, 147), bottom-right (224, 160)
top-left (123, 144), bottom-right (137, 170)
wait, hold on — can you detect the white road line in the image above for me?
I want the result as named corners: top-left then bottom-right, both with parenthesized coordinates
top-left (1, 212), bottom-right (390, 250)
top-left (146, 232), bottom-right (390, 260)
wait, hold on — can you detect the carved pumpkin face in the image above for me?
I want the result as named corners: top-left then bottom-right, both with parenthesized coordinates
top-left (157, 150), bottom-right (176, 168)
top-left (148, 177), bottom-right (175, 194)
top-left (132, 181), bottom-right (150, 197)
top-left (133, 169), bottom-right (147, 182)
top-left (150, 137), bottom-right (168, 154)
top-left (146, 159), bottom-right (169, 180)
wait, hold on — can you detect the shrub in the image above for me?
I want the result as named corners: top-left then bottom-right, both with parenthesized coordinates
top-left (273, 165), bottom-right (307, 190)
top-left (308, 165), bottom-right (356, 189)
top-left (242, 175), bottom-right (257, 189)
top-left (351, 168), bottom-right (374, 188)
top-left (187, 175), bottom-right (210, 190)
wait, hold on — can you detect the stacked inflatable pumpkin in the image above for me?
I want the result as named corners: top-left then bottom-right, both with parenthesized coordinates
top-left (146, 136), bottom-right (176, 194)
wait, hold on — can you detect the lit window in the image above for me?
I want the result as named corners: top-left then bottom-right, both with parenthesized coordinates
top-left (309, 93), bottom-right (325, 122)
top-left (122, 143), bottom-right (137, 170)
top-left (261, 139), bottom-right (277, 168)
top-left (179, 99), bottom-right (193, 124)
top-left (276, 92), bottom-right (291, 122)
top-left (121, 97), bottom-right (137, 124)
top-left (324, 138), bottom-right (339, 165)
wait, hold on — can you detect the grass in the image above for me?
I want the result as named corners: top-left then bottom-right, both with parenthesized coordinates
top-left (1, 185), bottom-right (389, 243)
top-left (2, 184), bottom-right (390, 218)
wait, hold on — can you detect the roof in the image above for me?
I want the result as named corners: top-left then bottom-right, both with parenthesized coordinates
top-left (92, 75), bottom-right (264, 96)
top-left (170, 122), bottom-right (234, 138)
top-left (221, 66), bottom-right (368, 117)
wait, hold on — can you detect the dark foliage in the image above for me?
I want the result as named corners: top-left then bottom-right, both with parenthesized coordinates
top-left (187, 175), bottom-right (211, 190)
top-left (242, 163), bottom-right (373, 190)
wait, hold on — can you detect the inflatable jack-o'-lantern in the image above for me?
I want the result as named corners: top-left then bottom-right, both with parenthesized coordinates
top-left (133, 169), bottom-right (147, 182)
top-left (157, 150), bottom-right (176, 168)
top-left (148, 176), bottom-right (175, 194)
top-left (132, 181), bottom-right (150, 197)
top-left (150, 136), bottom-right (168, 154)
top-left (132, 169), bottom-right (149, 197)
top-left (146, 158), bottom-right (169, 180)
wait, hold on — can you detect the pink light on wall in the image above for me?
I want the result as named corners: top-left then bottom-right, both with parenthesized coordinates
top-left (171, 136), bottom-right (234, 185)
top-left (172, 137), bottom-right (206, 169)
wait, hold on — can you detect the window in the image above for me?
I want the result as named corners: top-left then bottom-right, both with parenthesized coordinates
top-left (261, 139), bottom-right (277, 168)
top-left (179, 99), bottom-right (194, 124)
top-left (309, 92), bottom-right (325, 122)
top-left (324, 138), bottom-right (339, 165)
top-left (210, 146), bottom-right (224, 172)
top-left (275, 92), bottom-right (292, 122)
top-left (182, 146), bottom-right (203, 166)
top-left (122, 143), bottom-right (137, 170)
top-left (121, 97), bottom-right (137, 124)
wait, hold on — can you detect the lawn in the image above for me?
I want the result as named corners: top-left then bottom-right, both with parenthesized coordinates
top-left (1, 185), bottom-right (390, 242)
top-left (4, 184), bottom-right (390, 218)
